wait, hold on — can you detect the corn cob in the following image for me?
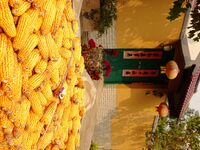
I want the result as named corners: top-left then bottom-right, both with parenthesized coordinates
top-left (28, 91), bottom-right (43, 115)
top-left (0, 96), bottom-right (13, 111)
top-left (41, 101), bottom-right (57, 125)
top-left (65, 134), bottom-right (76, 150)
top-left (0, 111), bottom-right (14, 130)
top-left (63, 39), bottom-right (72, 49)
top-left (22, 49), bottom-right (41, 71)
top-left (0, 33), bottom-right (7, 66)
top-left (1, 37), bottom-right (15, 84)
top-left (9, 0), bottom-right (23, 7)
top-left (37, 131), bottom-right (53, 150)
top-left (51, 0), bottom-right (66, 33)
top-left (72, 116), bottom-right (81, 135)
top-left (54, 102), bottom-right (65, 121)
top-left (31, 122), bottom-right (43, 146)
top-left (18, 34), bottom-right (39, 62)
top-left (75, 132), bottom-right (80, 146)
top-left (34, 59), bottom-right (47, 74)
top-left (68, 21), bottom-right (75, 40)
top-left (26, 9), bottom-right (40, 33)
top-left (52, 145), bottom-right (60, 150)
top-left (27, 72), bottom-right (47, 91)
top-left (34, 16), bottom-right (43, 33)
top-left (32, 0), bottom-right (48, 10)
top-left (12, 1), bottom-right (31, 16)
top-left (37, 34), bottom-right (49, 60)
top-left (0, 0), bottom-right (16, 37)
top-left (53, 27), bottom-right (64, 49)
top-left (37, 92), bottom-right (48, 106)
top-left (59, 47), bottom-right (72, 60)
top-left (26, 111), bottom-right (42, 131)
top-left (64, 2), bottom-right (76, 22)
top-left (50, 68), bottom-right (60, 88)
top-left (69, 103), bottom-right (79, 120)
top-left (13, 13), bottom-right (32, 50)
top-left (41, 0), bottom-right (56, 35)
top-left (19, 98), bottom-right (31, 127)
top-left (41, 82), bottom-right (53, 103)
top-left (59, 57), bottom-right (69, 80)
top-left (61, 106), bottom-right (71, 126)
top-left (45, 33), bottom-right (60, 61)
top-left (20, 131), bottom-right (32, 149)
top-left (11, 62), bottom-right (22, 101)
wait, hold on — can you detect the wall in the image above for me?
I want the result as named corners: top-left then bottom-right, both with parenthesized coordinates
top-left (116, 0), bottom-right (184, 48)
top-left (112, 84), bottom-right (166, 149)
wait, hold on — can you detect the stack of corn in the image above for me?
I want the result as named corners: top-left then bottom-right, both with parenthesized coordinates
top-left (0, 0), bottom-right (85, 149)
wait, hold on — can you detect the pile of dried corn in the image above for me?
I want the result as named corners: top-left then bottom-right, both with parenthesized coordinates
top-left (0, 0), bottom-right (85, 149)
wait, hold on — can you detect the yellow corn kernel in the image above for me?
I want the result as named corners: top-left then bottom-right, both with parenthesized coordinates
top-left (32, 0), bottom-right (48, 10)
top-left (64, 2), bottom-right (76, 22)
top-left (63, 39), bottom-right (72, 49)
top-left (22, 49), bottom-right (41, 72)
top-left (55, 102), bottom-right (65, 121)
top-left (69, 103), bottom-right (79, 120)
top-left (27, 72), bottom-right (47, 91)
top-left (21, 69), bottom-right (29, 93)
top-left (34, 16), bottom-right (43, 33)
top-left (37, 92), bottom-right (48, 106)
top-left (35, 59), bottom-right (48, 74)
top-left (75, 132), bottom-right (80, 147)
top-left (53, 27), bottom-right (64, 49)
top-left (21, 131), bottom-right (33, 150)
top-left (18, 34), bottom-right (39, 62)
top-left (31, 122), bottom-right (43, 145)
top-left (51, 0), bottom-right (66, 33)
top-left (28, 91), bottom-right (43, 115)
top-left (0, 33), bottom-right (7, 78)
top-left (38, 34), bottom-right (49, 60)
top-left (37, 131), bottom-right (54, 150)
top-left (9, 0), bottom-right (23, 7)
top-left (41, 0), bottom-right (56, 35)
top-left (72, 116), bottom-right (81, 135)
top-left (11, 59), bottom-right (22, 100)
top-left (61, 106), bottom-right (71, 126)
top-left (26, 8), bottom-right (40, 33)
top-left (41, 82), bottom-right (53, 99)
top-left (19, 98), bottom-right (31, 127)
top-left (67, 21), bottom-right (75, 40)
top-left (45, 33), bottom-right (60, 61)
top-left (12, 1), bottom-right (31, 16)
top-left (26, 111), bottom-right (42, 131)
top-left (50, 68), bottom-right (60, 88)
top-left (0, 96), bottom-right (12, 111)
top-left (0, 0), bottom-right (16, 37)
top-left (52, 145), bottom-right (60, 150)
top-left (59, 47), bottom-right (72, 60)
top-left (13, 13), bottom-right (32, 50)
top-left (1, 37), bottom-right (15, 84)
top-left (65, 134), bottom-right (76, 150)
top-left (58, 57), bottom-right (68, 80)
top-left (41, 101), bottom-right (57, 125)
top-left (0, 111), bottom-right (14, 130)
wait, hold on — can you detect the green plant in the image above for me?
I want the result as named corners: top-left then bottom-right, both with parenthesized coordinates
top-left (167, 0), bottom-right (200, 42)
top-left (90, 141), bottom-right (99, 150)
top-left (83, 0), bottom-right (117, 36)
top-left (145, 109), bottom-right (200, 149)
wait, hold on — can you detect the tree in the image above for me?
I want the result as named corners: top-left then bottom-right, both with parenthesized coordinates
top-left (167, 0), bottom-right (200, 42)
top-left (145, 109), bottom-right (200, 150)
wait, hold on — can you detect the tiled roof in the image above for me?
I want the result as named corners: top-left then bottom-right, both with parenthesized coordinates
top-left (179, 66), bottom-right (200, 118)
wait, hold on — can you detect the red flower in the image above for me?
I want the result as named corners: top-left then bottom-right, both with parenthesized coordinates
top-left (103, 60), bottom-right (112, 78)
top-left (88, 39), bottom-right (96, 48)
top-left (103, 60), bottom-right (110, 68)
top-left (105, 66), bottom-right (112, 78)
